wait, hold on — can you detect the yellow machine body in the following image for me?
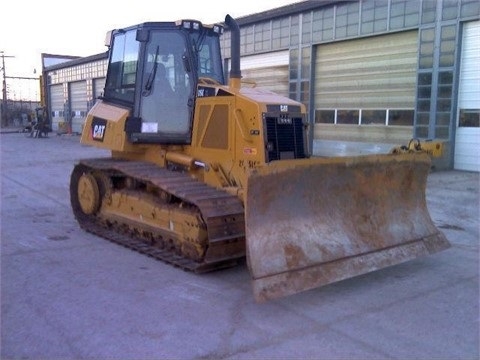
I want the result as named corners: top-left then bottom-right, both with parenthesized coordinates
top-left (81, 84), bottom-right (302, 193)
top-left (71, 16), bottom-right (450, 302)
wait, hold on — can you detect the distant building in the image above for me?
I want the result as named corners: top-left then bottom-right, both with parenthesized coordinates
top-left (41, 52), bottom-right (108, 135)
top-left (41, 0), bottom-right (480, 171)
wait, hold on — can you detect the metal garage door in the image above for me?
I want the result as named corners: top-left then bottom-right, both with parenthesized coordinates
top-left (93, 77), bottom-right (106, 99)
top-left (49, 84), bottom-right (64, 132)
top-left (89, 77), bottom-right (106, 110)
top-left (314, 30), bottom-right (417, 143)
top-left (239, 51), bottom-right (289, 97)
top-left (455, 21), bottom-right (480, 172)
top-left (69, 81), bottom-right (87, 134)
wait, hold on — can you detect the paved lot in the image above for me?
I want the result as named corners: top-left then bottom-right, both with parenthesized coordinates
top-left (1, 132), bottom-right (479, 359)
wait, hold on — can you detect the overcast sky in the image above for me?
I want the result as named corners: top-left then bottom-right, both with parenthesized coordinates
top-left (1, 0), bottom-right (298, 79)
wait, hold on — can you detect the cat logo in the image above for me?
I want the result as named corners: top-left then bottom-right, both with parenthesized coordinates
top-left (91, 117), bottom-right (107, 141)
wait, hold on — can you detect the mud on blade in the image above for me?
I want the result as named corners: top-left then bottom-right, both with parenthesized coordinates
top-left (245, 153), bottom-right (450, 302)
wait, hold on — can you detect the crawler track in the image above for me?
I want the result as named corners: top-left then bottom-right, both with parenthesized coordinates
top-left (70, 158), bottom-right (246, 273)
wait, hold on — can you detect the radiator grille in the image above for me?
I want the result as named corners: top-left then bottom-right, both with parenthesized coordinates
top-left (264, 113), bottom-right (307, 162)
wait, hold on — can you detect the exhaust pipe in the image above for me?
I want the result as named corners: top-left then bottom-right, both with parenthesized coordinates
top-left (225, 14), bottom-right (241, 89)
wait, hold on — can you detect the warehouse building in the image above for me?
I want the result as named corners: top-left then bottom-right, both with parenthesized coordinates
top-left (42, 0), bottom-right (480, 171)
top-left (41, 52), bottom-right (108, 134)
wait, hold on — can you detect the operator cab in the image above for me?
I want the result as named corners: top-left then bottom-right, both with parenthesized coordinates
top-left (103, 20), bottom-right (225, 144)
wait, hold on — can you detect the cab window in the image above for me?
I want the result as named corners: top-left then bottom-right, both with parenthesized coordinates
top-left (104, 29), bottom-right (139, 104)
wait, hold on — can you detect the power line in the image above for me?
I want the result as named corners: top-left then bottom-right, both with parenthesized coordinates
top-left (1, 51), bottom-right (15, 125)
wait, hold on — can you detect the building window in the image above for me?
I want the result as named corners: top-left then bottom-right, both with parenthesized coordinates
top-left (221, 31), bottom-right (231, 58)
top-left (300, 47), bottom-right (310, 79)
top-left (272, 18), bottom-right (291, 49)
top-left (290, 15), bottom-right (300, 46)
top-left (442, 0), bottom-right (459, 20)
top-left (302, 12), bottom-right (312, 44)
top-left (289, 48), bottom-right (298, 79)
top-left (361, 110), bottom-right (386, 124)
top-left (361, 0), bottom-right (388, 35)
top-left (419, 28), bottom-right (435, 69)
top-left (421, 0), bottom-right (437, 24)
top-left (315, 109), bottom-right (413, 126)
top-left (459, 110), bottom-right (480, 127)
top-left (388, 109), bottom-right (414, 126)
top-left (390, 0), bottom-right (420, 29)
top-left (289, 82), bottom-right (297, 101)
top-left (312, 8), bottom-right (334, 42)
top-left (315, 110), bottom-right (335, 124)
top-left (337, 110), bottom-right (359, 124)
top-left (440, 25), bottom-right (457, 67)
top-left (255, 22), bottom-right (271, 52)
top-left (416, 112), bottom-right (430, 126)
top-left (242, 26), bottom-right (254, 54)
top-left (435, 71), bottom-right (454, 138)
top-left (336, 2), bottom-right (360, 38)
top-left (461, 0), bottom-right (480, 18)
top-left (415, 126), bottom-right (429, 138)
top-left (416, 72), bottom-right (432, 126)
top-left (438, 72), bottom-right (453, 97)
top-left (300, 80), bottom-right (309, 108)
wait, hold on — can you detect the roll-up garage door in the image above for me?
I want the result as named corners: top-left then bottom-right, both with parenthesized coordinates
top-left (93, 77), bottom-right (106, 99)
top-left (455, 20), bottom-right (480, 172)
top-left (69, 81), bottom-right (87, 134)
top-left (314, 31), bottom-right (417, 143)
top-left (49, 84), bottom-right (64, 132)
top-left (90, 77), bottom-right (106, 110)
top-left (239, 51), bottom-right (289, 97)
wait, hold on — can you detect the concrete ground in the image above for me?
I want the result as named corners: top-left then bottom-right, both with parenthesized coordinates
top-left (1, 132), bottom-right (478, 359)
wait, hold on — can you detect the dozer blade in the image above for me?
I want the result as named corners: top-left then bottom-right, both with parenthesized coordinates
top-left (245, 153), bottom-right (450, 302)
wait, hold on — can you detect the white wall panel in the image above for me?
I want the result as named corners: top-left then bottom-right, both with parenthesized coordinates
top-left (455, 20), bottom-right (480, 172)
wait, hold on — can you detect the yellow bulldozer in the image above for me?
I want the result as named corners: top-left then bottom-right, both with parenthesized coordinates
top-left (71, 15), bottom-right (450, 302)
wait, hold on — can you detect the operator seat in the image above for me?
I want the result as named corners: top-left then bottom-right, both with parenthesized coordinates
top-left (154, 63), bottom-right (174, 97)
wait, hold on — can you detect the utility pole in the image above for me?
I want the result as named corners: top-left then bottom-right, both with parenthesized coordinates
top-left (1, 51), bottom-right (15, 127)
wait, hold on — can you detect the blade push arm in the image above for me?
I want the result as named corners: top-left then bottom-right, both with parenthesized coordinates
top-left (391, 139), bottom-right (444, 157)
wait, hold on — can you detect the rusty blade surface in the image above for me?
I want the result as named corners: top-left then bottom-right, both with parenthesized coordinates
top-left (245, 153), bottom-right (450, 302)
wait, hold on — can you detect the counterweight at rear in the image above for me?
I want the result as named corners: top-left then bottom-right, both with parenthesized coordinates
top-left (70, 15), bottom-right (450, 302)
